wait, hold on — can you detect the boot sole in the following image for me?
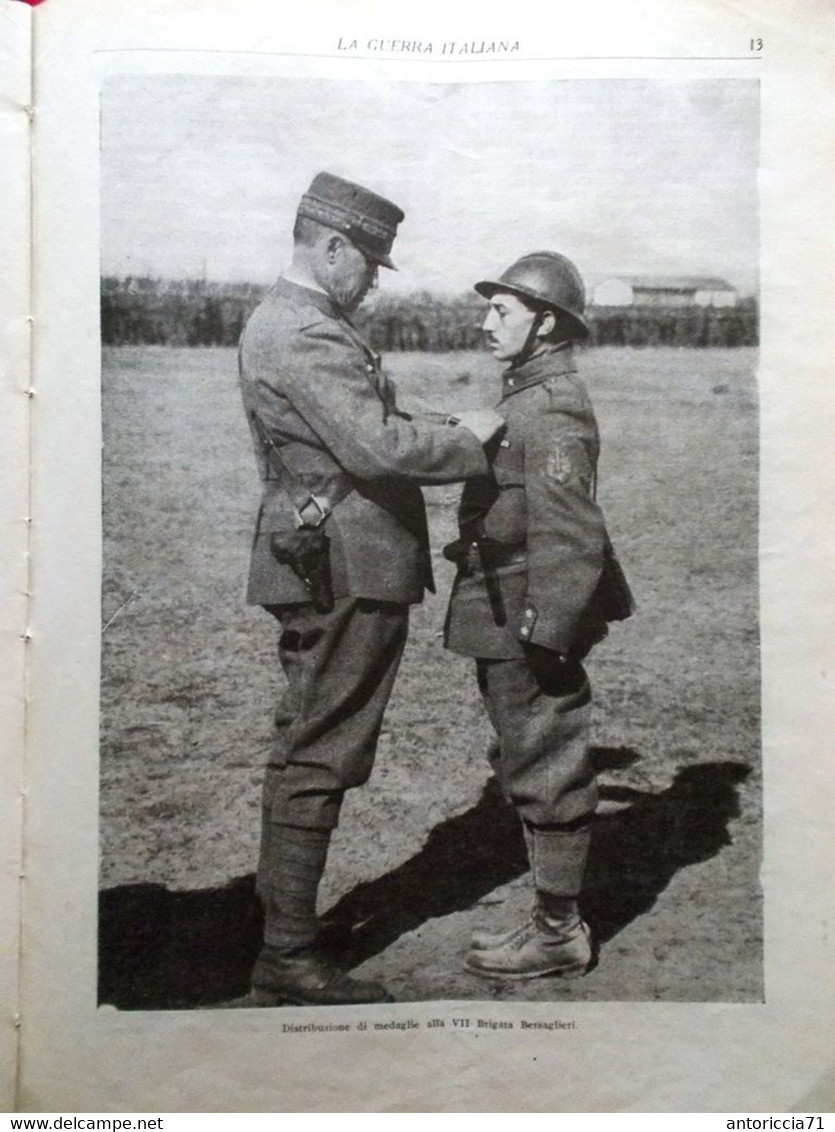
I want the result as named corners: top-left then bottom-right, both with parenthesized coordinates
top-left (250, 987), bottom-right (394, 1007)
top-left (464, 958), bottom-right (590, 981)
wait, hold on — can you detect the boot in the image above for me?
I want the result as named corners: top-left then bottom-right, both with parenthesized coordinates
top-left (466, 825), bottom-right (593, 979)
top-left (470, 915), bottom-right (537, 953)
top-left (465, 906), bottom-right (592, 980)
top-left (253, 823), bottom-right (394, 1005)
top-left (251, 945), bottom-right (392, 1006)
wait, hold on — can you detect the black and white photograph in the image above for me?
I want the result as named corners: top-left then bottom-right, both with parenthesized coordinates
top-left (97, 74), bottom-right (761, 1010)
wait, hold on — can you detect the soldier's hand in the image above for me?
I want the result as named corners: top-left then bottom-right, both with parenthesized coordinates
top-left (455, 409), bottom-right (505, 446)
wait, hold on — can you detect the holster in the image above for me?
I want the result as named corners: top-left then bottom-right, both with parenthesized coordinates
top-left (442, 537), bottom-right (473, 573)
top-left (269, 528), bottom-right (334, 613)
top-left (442, 537), bottom-right (526, 577)
top-left (443, 536), bottom-right (526, 628)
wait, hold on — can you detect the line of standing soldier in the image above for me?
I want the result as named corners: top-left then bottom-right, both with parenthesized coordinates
top-left (238, 173), bottom-right (633, 1005)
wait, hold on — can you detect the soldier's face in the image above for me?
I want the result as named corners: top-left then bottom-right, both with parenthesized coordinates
top-left (482, 292), bottom-right (540, 361)
top-left (328, 239), bottom-right (379, 312)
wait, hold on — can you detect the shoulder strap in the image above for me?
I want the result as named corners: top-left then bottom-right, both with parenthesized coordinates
top-left (250, 411), bottom-right (353, 529)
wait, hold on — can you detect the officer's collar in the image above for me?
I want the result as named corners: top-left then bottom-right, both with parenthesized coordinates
top-left (501, 342), bottom-right (575, 397)
top-left (275, 275), bottom-right (341, 318)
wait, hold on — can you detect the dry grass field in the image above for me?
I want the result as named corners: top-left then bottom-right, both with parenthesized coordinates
top-left (99, 344), bottom-right (761, 1007)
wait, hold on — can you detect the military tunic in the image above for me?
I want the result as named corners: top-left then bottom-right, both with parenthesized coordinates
top-left (445, 344), bottom-right (612, 829)
top-left (239, 278), bottom-right (488, 835)
top-left (241, 279), bottom-right (487, 608)
top-left (445, 344), bottom-right (609, 660)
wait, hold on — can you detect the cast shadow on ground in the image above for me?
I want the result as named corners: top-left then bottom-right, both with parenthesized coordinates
top-left (98, 752), bottom-right (751, 1009)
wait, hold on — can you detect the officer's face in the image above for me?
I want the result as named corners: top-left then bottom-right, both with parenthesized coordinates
top-left (482, 292), bottom-right (540, 362)
top-left (328, 239), bottom-right (379, 312)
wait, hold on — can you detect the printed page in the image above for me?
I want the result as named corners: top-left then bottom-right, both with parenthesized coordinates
top-left (0, 0), bottom-right (33, 1113)
top-left (18, 0), bottom-right (835, 1112)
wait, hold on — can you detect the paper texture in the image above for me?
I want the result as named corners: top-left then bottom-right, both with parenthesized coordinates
top-left (0, 0), bottom-right (32, 1114)
top-left (6, 0), bottom-right (835, 1112)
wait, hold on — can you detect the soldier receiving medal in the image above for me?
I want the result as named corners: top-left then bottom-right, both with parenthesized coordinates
top-left (445, 252), bottom-right (634, 981)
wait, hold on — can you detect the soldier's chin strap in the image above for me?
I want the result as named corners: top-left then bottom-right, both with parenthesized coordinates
top-left (511, 308), bottom-right (547, 369)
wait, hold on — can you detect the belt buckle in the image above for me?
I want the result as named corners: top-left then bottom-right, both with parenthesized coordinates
top-left (294, 495), bottom-right (330, 529)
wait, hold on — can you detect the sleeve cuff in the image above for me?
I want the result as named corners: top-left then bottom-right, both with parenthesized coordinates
top-left (518, 600), bottom-right (576, 654)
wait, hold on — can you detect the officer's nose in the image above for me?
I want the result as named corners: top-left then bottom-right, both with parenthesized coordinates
top-left (482, 308), bottom-right (498, 333)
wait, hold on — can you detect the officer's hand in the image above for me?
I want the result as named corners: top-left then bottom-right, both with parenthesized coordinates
top-left (456, 409), bottom-right (505, 446)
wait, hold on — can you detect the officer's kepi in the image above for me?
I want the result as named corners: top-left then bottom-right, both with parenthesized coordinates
top-left (296, 172), bottom-right (405, 270)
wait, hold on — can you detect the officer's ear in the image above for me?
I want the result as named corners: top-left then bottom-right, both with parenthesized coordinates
top-left (325, 234), bottom-right (346, 263)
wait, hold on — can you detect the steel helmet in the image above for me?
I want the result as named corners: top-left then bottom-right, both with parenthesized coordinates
top-left (475, 251), bottom-right (589, 339)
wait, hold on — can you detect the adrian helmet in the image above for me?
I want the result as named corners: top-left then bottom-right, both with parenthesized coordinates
top-left (475, 251), bottom-right (589, 339)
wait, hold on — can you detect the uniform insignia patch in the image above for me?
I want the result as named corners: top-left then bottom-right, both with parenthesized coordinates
top-left (546, 438), bottom-right (591, 489)
top-left (546, 446), bottom-right (573, 484)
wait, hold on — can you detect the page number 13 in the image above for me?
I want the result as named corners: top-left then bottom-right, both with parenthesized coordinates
top-left (749, 37), bottom-right (763, 51)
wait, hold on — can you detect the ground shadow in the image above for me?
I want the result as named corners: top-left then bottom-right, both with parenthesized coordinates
top-left (327, 746), bottom-right (645, 967)
top-left (98, 873), bottom-right (264, 1010)
top-left (584, 758), bottom-right (752, 942)
top-left (98, 750), bottom-right (751, 1009)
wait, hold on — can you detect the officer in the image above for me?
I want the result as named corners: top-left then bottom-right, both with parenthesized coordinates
top-left (238, 172), bottom-right (504, 1006)
top-left (444, 251), bottom-right (633, 981)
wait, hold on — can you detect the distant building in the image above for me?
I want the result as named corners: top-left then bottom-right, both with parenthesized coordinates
top-left (592, 276), bottom-right (738, 309)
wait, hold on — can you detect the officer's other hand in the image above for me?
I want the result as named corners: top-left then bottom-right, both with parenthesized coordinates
top-left (456, 409), bottom-right (505, 446)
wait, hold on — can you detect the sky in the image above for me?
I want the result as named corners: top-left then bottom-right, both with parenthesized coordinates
top-left (100, 75), bottom-right (759, 295)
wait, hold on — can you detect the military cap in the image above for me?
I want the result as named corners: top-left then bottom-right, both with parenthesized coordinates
top-left (296, 172), bottom-right (405, 270)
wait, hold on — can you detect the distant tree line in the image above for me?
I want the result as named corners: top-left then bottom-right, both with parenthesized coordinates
top-left (589, 301), bottom-right (758, 348)
top-left (101, 277), bottom-right (758, 350)
top-left (100, 277), bottom-right (258, 347)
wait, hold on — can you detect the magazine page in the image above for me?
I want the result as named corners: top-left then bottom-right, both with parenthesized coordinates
top-left (19, 0), bottom-right (835, 1111)
top-left (0, 0), bottom-right (33, 1112)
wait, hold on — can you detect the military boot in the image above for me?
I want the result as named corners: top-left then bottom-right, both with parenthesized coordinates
top-left (466, 824), bottom-right (593, 979)
top-left (470, 915), bottom-right (537, 952)
top-left (252, 823), bottom-right (393, 1005)
top-left (251, 945), bottom-right (392, 1006)
top-left (465, 906), bottom-right (591, 980)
